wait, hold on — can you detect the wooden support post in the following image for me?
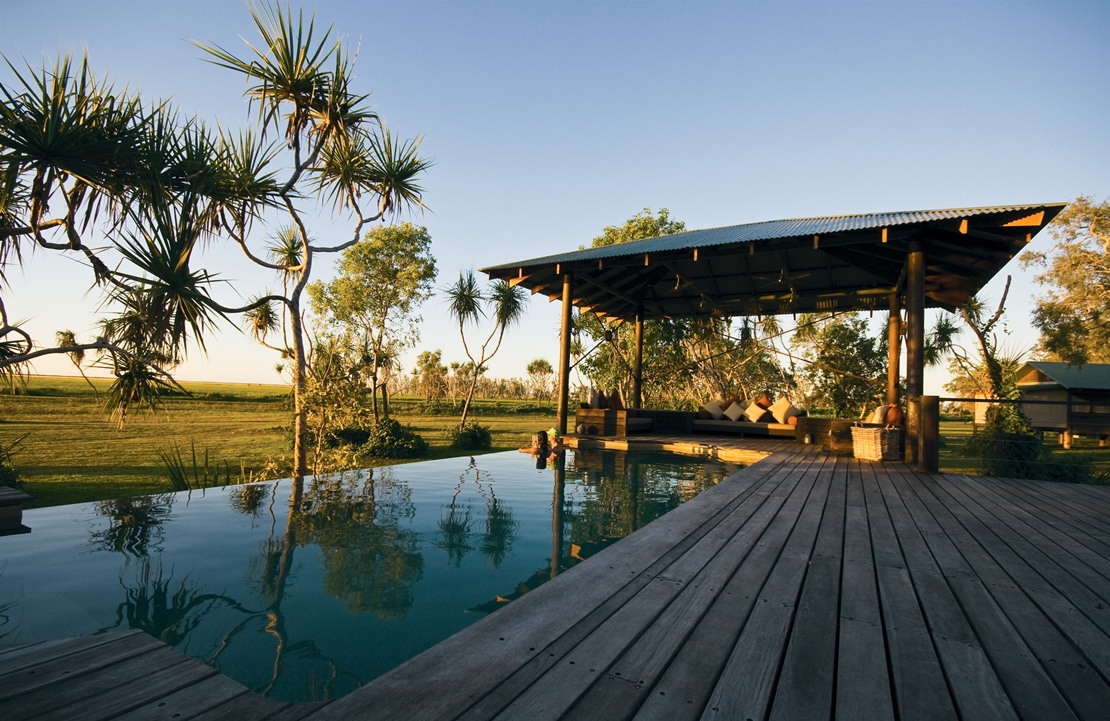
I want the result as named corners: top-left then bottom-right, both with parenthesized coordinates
top-left (905, 242), bottom-right (926, 465)
top-left (918, 395), bottom-right (939, 472)
top-left (633, 311), bottom-right (644, 410)
top-left (887, 291), bottom-right (901, 406)
top-left (556, 274), bottom-right (573, 436)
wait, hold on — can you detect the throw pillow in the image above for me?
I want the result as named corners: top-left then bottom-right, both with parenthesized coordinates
top-left (769, 398), bottom-right (793, 424)
top-left (869, 405), bottom-right (887, 424)
top-left (701, 399), bottom-right (725, 420)
top-left (723, 401), bottom-right (745, 421)
top-left (886, 405), bottom-right (904, 425)
top-left (744, 401), bottom-right (767, 423)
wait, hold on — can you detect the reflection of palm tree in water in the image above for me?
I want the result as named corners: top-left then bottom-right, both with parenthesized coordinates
top-left (91, 495), bottom-right (176, 556)
top-left (438, 457), bottom-right (519, 569)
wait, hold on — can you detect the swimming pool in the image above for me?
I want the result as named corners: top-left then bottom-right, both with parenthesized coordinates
top-left (0, 449), bottom-right (741, 702)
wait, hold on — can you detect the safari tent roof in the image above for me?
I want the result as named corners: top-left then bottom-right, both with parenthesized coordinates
top-left (1018, 362), bottom-right (1110, 392)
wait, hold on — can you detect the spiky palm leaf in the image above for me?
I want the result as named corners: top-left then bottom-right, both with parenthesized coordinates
top-left (111, 197), bottom-right (229, 363)
top-left (445, 271), bottom-right (484, 328)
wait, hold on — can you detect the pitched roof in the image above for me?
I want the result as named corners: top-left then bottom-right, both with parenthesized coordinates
top-left (480, 203), bottom-right (1066, 320)
top-left (1018, 362), bottom-right (1110, 391)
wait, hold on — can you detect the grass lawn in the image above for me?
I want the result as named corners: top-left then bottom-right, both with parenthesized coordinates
top-left (0, 376), bottom-right (557, 508)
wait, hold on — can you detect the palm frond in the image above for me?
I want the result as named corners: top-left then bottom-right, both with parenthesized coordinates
top-left (445, 271), bottom-right (484, 327)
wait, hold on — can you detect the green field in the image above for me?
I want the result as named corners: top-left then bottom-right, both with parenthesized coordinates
top-left (0, 376), bottom-right (557, 508)
top-left (3, 376), bottom-right (1106, 508)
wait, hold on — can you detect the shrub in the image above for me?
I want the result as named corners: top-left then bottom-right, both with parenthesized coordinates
top-left (449, 421), bottom-right (492, 450)
top-left (329, 426), bottom-right (371, 447)
top-left (364, 418), bottom-right (428, 458)
top-left (0, 434), bottom-right (26, 489)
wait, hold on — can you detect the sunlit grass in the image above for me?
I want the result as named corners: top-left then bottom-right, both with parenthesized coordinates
top-left (0, 375), bottom-right (556, 507)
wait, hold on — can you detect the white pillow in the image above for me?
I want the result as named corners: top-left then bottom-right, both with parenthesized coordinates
top-left (772, 394), bottom-right (799, 423)
top-left (869, 405), bottom-right (887, 424)
top-left (701, 399), bottom-right (725, 420)
top-left (723, 401), bottom-right (745, 421)
top-left (744, 401), bottom-right (767, 423)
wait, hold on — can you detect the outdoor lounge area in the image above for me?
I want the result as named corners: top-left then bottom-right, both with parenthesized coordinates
top-left (481, 202), bottom-right (1068, 472)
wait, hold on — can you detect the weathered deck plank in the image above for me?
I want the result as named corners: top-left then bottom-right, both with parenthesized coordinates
top-left (6, 440), bottom-right (1110, 721)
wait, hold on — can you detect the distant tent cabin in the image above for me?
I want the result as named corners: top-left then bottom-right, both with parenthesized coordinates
top-left (480, 203), bottom-right (1066, 471)
top-left (973, 362), bottom-right (1110, 449)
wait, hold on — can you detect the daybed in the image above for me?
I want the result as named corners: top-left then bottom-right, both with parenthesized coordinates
top-left (691, 418), bottom-right (798, 438)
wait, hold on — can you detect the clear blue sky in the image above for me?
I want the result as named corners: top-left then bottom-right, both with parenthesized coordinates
top-left (3, 0), bottom-right (1108, 396)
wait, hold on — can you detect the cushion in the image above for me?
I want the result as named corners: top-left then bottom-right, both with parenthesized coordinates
top-left (608, 388), bottom-right (624, 410)
top-left (744, 401), bottom-right (768, 423)
top-left (589, 388), bottom-right (600, 409)
top-left (769, 398), bottom-right (802, 425)
top-left (701, 399), bottom-right (725, 420)
top-left (723, 401), bottom-right (745, 422)
top-left (755, 394), bottom-right (772, 409)
top-left (886, 405), bottom-right (904, 425)
top-left (870, 405), bottom-right (888, 424)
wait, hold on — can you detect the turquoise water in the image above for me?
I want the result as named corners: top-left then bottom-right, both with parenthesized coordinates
top-left (0, 449), bottom-right (740, 702)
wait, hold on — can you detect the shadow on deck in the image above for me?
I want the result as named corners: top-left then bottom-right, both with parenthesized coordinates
top-left (5, 443), bottom-right (1110, 720)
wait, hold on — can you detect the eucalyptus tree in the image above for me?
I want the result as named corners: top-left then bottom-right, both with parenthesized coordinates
top-left (0, 3), bottom-right (430, 477)
top-left (1021, 195), bottom-right (1110, 365)
top-left (307, 223), bottom-right (437, 421)
top-left (444, 270), bottom-right (528, 429)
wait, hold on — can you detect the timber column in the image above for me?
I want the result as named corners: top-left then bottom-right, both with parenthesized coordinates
top-left (632, 311), bottom-right (644, 410)
top-left (887, 291), bottom-right (902, 406)
top-left (905, 242), bottom-right (925, 466)
top-left (556, 274), bottom-right (573, 435)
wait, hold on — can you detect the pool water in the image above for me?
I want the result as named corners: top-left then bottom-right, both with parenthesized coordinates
top-left (0, 449), bottom-right (741, 702)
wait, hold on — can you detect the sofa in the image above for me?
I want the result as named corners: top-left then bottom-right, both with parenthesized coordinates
top-left (691, 418), bottom-right (799, 438)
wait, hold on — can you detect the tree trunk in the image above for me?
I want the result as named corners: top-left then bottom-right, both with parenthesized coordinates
top-left (460, 376), bottom-right (478, 429)
top-left (290, 298), bottom-right (309, 478)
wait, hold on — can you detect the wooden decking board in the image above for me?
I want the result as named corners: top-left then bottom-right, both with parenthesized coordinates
top-left (111, 672), bottom-right (253, 721)
top-left (630, 452), bottom-right (828, 721)
top-left (918, 475), bottom-right (1110, 719)
top-left (768, 454), bottom-right (847, 721)
top-left (957, 474), bottom-right (1110, 594)
top-left (559, 456), bottom-right (813, 721)
top-left (698, 453), bottom-right (834, 720)
top-left (7, 443), bottom-right (1110, 720)
top-left (0, 630), bottom-right (137, 676)
top-left (0, 629), bottom-right (164, 702)
top-left (858, 461), bottom-right (957, 721)
top-left (906, 474), bottom-right (1109, 720)
top-left (891, 468), bottom-right (1084, 721)
top-left (875, 465), bottom-right (1020, 721)
top-left (11, 653), bottom-right (204, 721)
top-left (974, 475), bottom-right (1110, 548)
top-left (929, 473), bottom-right (1110, 675)
top-left (834, 463), bottom-right (895, 721)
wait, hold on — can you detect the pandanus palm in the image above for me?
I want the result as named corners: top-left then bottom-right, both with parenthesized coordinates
top-left (445, 270), bottom-right (528, 429)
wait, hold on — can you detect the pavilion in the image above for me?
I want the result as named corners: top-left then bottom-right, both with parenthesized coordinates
top-left (480, 202), bottom-right (1066, 471)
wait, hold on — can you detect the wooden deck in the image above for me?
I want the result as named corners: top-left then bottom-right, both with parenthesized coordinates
top-left (5, 444), bottom-right (1110, 720)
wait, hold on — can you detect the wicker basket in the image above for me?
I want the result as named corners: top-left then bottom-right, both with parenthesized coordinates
top-left (851, 424), bottom-right (901, 461)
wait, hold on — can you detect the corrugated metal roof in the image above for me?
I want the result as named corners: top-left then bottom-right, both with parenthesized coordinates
top-left (1021, 362), bottom-right (1110, 391)
top-left (480, 202), bottom-right (1066, 320)
top-left (481, 203), bottom-right (1059, 272)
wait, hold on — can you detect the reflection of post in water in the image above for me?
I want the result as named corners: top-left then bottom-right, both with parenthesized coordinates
top-left (551, 455), bottom-right (565, 579)
top-left (629, 459), bottom-right (640, 533)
